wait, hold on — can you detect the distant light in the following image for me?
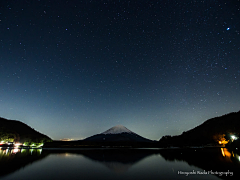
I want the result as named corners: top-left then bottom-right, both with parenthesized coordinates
top-left (227, 27), bottom-right (230, 30)
top-left (231, 135), bottom-right (237, 140)
top-left (60, 138), bottom-right (74, 141)
top-left (14, 143), bottom-right (22, 147)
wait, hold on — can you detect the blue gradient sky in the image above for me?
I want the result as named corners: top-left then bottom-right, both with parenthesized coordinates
top-left (1, 0), bottom-right (240, 140)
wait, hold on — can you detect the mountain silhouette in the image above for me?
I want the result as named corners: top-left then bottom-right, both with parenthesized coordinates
top-left (84, 125), bottom-right (153, 143)
top-left (159, 111), bottom-right (240, 147)
top-left (0, 117), bottom-right (52, 144)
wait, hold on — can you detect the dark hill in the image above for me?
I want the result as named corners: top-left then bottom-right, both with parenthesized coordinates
top-left (83, 125), bottom-right (153, 143)
top-left (84, 132), bottom-right (153, 143)
top-left (159, 111), bottom-right (240, 147)
top-left (82, 125), bottom-right (155, 147)
top-left (0, 117), bottom-right (52, 145)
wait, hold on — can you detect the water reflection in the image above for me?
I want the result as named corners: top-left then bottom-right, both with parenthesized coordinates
top-left (159, 148), bottom-right (240, 179)
top-left (220, 148), bottom-right (240, 163)
top-left (0, 148), bottom-right (239, 180)
top-left (0, 148), bottom-right (48, 178)
top-left (79, 149), bottom-right (155, 173)
top-left (0, 147), bottom-right (43, 155)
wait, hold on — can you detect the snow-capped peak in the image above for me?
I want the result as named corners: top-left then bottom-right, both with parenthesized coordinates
top-left (101, 125), bottom-right (135, 135)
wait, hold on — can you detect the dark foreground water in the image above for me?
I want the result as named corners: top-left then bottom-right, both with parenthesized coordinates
top-left (0, 147), bottom-right (239, 180)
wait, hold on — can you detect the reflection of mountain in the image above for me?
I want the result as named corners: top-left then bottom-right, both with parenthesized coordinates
top-left (0, 148), bottom-right (49, 178)
top-left (159, 148), bottom-right (240, 180)
top-left (80, 149), bottom-right (156, 173)
top-left (44, 149), bottom-right (156, 173)
top-left (101, 162), bottom-right (132, 173)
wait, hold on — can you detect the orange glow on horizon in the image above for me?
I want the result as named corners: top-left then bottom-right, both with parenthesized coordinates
top-left (218, 139), bottom-right (229, 145)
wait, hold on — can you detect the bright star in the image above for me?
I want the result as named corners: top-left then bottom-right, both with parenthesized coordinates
top-left (227, 27), bottom-right (230, 30)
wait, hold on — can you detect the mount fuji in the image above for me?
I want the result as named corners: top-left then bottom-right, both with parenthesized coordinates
top-left (84, 125), bottom-right (153, 143)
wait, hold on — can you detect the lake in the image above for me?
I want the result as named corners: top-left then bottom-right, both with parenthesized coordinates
top-left (0, 147), bottom-right (239, 180)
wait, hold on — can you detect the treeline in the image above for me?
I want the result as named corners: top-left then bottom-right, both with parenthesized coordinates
top-left (0, 117), bottom-right (52, 145)
top-left (0, 126), bottom-right (19, 142)
top-left (159, 111), bottom-right (240, 147)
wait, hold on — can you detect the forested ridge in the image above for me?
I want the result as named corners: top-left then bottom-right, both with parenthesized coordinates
top-left (0, 117), bottom-right (52, 145)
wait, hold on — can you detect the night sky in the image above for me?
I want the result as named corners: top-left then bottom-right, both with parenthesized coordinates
top-left (1, 0), bottom-right (240, 141)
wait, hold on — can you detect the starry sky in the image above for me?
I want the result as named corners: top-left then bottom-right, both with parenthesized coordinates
top-left (1, 0), bottom-right (240, 141)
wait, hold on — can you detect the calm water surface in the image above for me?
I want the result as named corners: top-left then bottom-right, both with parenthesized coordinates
top-left (0, 147), bottom-right (239, 180)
